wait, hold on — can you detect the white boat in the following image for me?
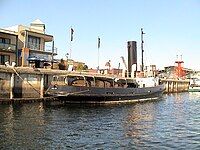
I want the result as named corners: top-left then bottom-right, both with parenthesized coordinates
top-left (188, 78), bottom-right (200, 92)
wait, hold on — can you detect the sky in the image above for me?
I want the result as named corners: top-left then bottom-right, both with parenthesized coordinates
top-left (0, 0), bottom-right (200, 70)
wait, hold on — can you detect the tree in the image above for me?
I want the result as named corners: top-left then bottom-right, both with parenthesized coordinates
top-left (76, 64), bottom-right (84, 71)
top-left (58, 59), bottom-right (66, 70)
top-left (83, 65), bottom-right (88, 70)
top-left (76, 64), bottom-right (88, 71)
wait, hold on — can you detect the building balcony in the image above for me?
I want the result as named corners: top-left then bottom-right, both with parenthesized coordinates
top-left (27, 42), bottom-right (57, 55)
top-left (0, 43), bottom-right (16, 52)
top-left (45, 44), bottom-right (58, 55)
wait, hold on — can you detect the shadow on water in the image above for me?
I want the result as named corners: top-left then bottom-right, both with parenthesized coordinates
top-left (42, 95), bottom-right (167, 110)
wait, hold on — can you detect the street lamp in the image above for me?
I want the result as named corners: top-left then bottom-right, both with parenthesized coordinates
top-left (66, 53), bottom-right (69, 60)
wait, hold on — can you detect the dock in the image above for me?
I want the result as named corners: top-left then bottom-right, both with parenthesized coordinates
top-left (160, 78), bottom-right (190, 93)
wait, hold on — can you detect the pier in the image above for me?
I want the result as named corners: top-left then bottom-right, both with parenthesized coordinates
top-left (160, 78), bottom-right (190, 93)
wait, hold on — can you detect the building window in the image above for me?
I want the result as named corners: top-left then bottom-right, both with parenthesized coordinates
top-left (5, 38), bottom-right (11, 44)
top-left (0, 55), bottom-right (10, 65)
top-left (0, 37), bottom-right (11, 44)
top-left (28, 35), bottom-right (40, 50)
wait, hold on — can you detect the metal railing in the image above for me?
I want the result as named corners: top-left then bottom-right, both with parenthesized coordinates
top-left (27, 42), bottom-right (40, 50)
top-left (0, 43), bottom-right (16, 51)
top-left (27, 42), bottom-right (57, 54)
top-left (45, 45), bottom-right (58, 54)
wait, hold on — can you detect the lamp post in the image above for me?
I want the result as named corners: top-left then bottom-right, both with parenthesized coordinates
top-left (97, 37), bottom-right (100, 71)
top-left (66, 53), bottom-right (69, 70)
top-left (51, 39), bottom-right (54, 69)
top-left (66, 53), bottom-right (69, 60)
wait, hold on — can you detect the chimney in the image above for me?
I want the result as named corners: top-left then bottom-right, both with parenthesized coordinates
top-left (127, 41), bottom-right (137, 77)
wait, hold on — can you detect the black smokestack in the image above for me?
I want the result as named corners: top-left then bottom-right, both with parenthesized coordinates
top-left (127, 41), bottom-right (137, 74)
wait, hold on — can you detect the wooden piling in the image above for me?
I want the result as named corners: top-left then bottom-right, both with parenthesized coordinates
top-left (160, 78), bottom-right (190, 93)
top-left (10, 73), bottom-right (14, 99)
top-left (40, 74), bottom-right (44, 98)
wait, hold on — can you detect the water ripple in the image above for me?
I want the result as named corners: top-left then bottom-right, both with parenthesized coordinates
top-left (0, 93), bottom-right (200, 149)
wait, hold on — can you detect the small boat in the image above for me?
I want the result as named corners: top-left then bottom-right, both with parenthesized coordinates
top-left (188, 78), bottom-right (200, 92)
top-left (45, 74), bottom-right (165, 104)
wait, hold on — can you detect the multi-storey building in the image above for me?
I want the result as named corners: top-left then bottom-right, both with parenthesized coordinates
top-left (3, 19), bottom-right (57, 67)
top-left (0, 28), bottom-right (18, 65)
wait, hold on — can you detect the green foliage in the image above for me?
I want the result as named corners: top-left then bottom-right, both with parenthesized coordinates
top-left (83, 65), bottom-right (88, 70)
top-left (76, 64), bottom-right (84, 71)
top-left (76, 64), bottom-right (88, 71)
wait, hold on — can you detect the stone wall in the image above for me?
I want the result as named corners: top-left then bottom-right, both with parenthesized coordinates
top-left (0, 72), bottom-right (10, 98)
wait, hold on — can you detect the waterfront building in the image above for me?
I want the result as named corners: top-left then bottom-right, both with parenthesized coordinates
top-left (0, 28), bottom-right (18, 65)
top-left (2, 19), bottom-right (57, 67)
top-left (163, 66), bottom-right (192, 79)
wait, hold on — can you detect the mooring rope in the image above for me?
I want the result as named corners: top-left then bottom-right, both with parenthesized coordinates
top-left (11, 67), bottom-right (42, 96)
top-left (44, 84), bottom-right (52, 94)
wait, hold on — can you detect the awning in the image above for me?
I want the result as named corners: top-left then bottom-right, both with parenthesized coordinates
top-left (27, 57), bottom-right (57, 62)
top-left (27, 57), bottom-right (48, 62)
top-left (27, 57), bottom-right (38, 61)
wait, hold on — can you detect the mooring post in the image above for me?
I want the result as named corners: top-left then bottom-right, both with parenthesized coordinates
top-left (10, 73), bottom-right (14, 99)
top-left (40, 74), bottom-right (44, 98)
top-left (176, 81), bottom-right (178, 92)
top-left (171, 81), bottom-right (174, 92)
top-left (166, 81), bottom-right (169, 93)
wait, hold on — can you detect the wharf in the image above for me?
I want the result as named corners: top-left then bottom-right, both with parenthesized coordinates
top-left (160, 78), bottom-right (190, 93)
top-left (0, 65), bottom-right (127, 101)
top-left (0, 65), bottom-right (119, 77)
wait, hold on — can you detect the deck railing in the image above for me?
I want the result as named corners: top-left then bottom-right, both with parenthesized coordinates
top-left (27, 42), bottom-right (57, 54)
top-left (0, 43), bottom-right (16, 51)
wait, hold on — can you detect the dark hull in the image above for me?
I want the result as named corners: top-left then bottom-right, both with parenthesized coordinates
top-left (46, 85), bottom-right (165, 104)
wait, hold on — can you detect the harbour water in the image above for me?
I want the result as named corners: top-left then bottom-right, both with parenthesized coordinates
top-left (0, 93), bottom-right (200, 149)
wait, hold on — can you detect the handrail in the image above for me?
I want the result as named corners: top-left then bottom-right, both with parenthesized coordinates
top-left (27, 42), bottom-right (57, 54)
top-left (0, 43), bottom-right (16, 50)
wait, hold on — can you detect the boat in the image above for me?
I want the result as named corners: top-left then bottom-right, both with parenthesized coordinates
top-left (45, 74), bottom-right (165, 104)
top-left (188, 78), bottom-right (200, 92)
top-left (45, 28), bottom-right (165, 103)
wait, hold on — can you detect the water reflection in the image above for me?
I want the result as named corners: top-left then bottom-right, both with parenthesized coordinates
top-left (0, 103), bottom-right (47, 149)
top-left (123, 93), bottom-right (200, 149)
top-left (123, 101), bottom-right (160, 147)
top-left (0, 105), bottom-right (14, 143)
top-left (0, 93), bottom-right (200, 149)
top-left (189, 92), bottom-right (200, 100)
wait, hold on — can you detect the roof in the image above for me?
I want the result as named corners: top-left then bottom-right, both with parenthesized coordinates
top-left (20, 30), bottom-right (53, 42)
top-left (31, 19), bottom-right (45, 25)
top-left (2, 25), bottom-right (18, 32)
top-left (0, 28), bottom-right (17, 36)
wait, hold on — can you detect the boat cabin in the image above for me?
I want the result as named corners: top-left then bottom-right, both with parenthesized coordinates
top-left (52, 74), bottom-right (138, 88)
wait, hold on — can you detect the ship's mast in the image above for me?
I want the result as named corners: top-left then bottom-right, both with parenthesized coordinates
top-left (141, 28), bottom-right (145, 72)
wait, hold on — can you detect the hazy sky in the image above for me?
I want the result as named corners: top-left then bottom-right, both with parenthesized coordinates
top-left (0, 0), bottom-right (200, 70)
